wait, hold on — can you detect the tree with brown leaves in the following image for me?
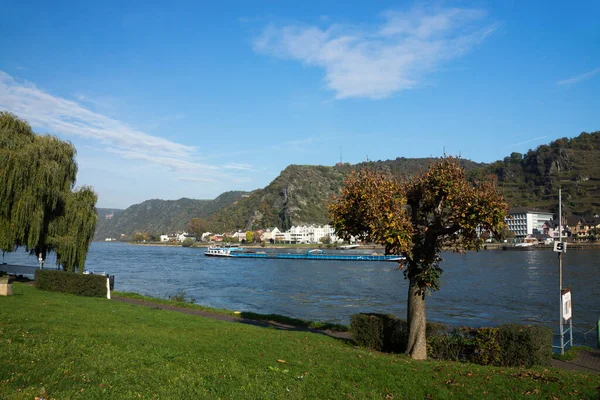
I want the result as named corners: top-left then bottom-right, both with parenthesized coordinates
top-left (329, 156), bottom-right (508, 360)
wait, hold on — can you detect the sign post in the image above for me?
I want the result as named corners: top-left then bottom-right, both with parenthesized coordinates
top-left (554, 189), bottom-right (572, 355)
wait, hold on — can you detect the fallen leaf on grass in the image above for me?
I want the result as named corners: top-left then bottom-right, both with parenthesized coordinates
top-left (277, 359), bottom-right (287, 363)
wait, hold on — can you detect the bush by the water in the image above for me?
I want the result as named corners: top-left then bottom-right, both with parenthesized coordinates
top-left (350, 313), bottom-right (406, 352)
top-left (496, 324), bottom-right (553, 367)
top-left (350, 313), bottom-right (445, 353)
top-left (351, 313), bottom-right (553, 367)
top-left (181, 238), bottom-right (194, 247)
top-left (35, 269), bottom-right (106, 297)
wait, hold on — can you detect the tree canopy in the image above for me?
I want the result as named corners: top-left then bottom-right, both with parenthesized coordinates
top-left (329, 156), bottom-right (508, 359)
top-left (0, 112), bottom-right (97, 272)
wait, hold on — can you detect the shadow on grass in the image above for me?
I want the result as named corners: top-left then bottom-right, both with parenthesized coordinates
top-left (113, 291), bottom-right (351, 341)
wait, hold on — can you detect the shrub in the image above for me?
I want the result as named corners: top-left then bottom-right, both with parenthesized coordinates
top-left (351, 313), bottom-right (406, 352)
top-left (182, 238), bottom-right (194, 247)
top-left (497, 324), bottom-right (553, 367)
top-left (35, 269), bottom-right (106, 297)
top-left (472, 327), bottom-right (502, 366)
top-left (351, 313), bottom-right (446, 354)
top-left (169, 289), bottom-right (195, 304)
top-left (428, 328), bottom-right (472, 361)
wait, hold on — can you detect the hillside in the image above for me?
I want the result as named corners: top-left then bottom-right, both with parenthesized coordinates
top-left (207, 158), bottom-right (482, 232)
top-left (93, 191), bottom-right (247, 240)
top-left (207, 132), bottom-right (599, 231)
top-left (95, 131), bottom-right (599, 237)
top-left (477, 131), bottom-right (600, 216)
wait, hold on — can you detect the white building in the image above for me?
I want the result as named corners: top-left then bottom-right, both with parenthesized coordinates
top-left (232, 231), bottom-right (247, 242)
top-left (506, 208), bottom-right (554, 238)
top-left (201, 232), bottom-right (212, 242)
top-left (260, 227), bottom-right (281, 242)
top-left (176, 232), bottom-right (196, 243)
top-left (160, 234), bottom-right (170, 242)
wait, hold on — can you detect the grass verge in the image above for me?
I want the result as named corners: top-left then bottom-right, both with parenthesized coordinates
top-left (113, 290), bottom-right (349, 332)
top-left (0, 284), bottom-right (598, 399)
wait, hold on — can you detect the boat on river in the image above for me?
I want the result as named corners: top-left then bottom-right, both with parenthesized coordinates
top-left (230, 248), bottom-right (404, 262)
top-left (204, 246), bottom-right (244, 257)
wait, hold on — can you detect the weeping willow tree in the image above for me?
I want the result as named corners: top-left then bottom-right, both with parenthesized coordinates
top-left (0, 111), bottom-right (97, 272)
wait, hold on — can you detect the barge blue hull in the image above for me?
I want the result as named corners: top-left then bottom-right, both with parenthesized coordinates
top-left (229, 252), bottom-right (404, 262)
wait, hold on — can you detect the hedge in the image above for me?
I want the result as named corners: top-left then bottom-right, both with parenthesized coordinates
top-left (35, 269), bottom-right (107, 297)
top-left (350, 313), bottom-right (446, 354)
top-left (496, 324), bottom-right (553, 367)
top-left (351, 313), bottom-right (553, 367)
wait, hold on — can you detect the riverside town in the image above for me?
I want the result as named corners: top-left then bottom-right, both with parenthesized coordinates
top-left (1, 2), bottom-right (599, 398)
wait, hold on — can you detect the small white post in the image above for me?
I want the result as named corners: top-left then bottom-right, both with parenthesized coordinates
top-left (106, 276), bottom-right (111, 300)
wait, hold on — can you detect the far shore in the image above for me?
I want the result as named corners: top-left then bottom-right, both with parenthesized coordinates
top-left (100, 241), bottom-right (600, 250)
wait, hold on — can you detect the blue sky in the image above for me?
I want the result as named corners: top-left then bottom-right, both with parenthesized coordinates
top-left (1, 1), bottom-right (598, 209)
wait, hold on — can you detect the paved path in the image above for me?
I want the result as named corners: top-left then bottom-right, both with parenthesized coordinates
top-left (114, 296), bottom-right (598, 373)
top-left (551, 349), bottom-right (600, 374)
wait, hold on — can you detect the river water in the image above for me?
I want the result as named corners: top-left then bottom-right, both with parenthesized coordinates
top-left (5, 242), bottom-right (599, 345)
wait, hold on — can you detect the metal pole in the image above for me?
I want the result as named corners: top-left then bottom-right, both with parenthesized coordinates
top-left (559, 189), bottom-right (564, 355)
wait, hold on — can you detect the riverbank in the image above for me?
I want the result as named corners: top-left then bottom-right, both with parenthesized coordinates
top-left (1, 284), bottom-right (598, 399)
top-left (484, 242), bottom-right (600, 250)
top-left (122, 240), bottom-right (600, 251)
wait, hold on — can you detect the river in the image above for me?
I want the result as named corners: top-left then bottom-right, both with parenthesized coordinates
top-left (4, 242), bottom-right (599, 345)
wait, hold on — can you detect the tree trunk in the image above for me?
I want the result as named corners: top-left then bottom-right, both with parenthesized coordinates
top-left (406, 279), bottom-right (427, 360)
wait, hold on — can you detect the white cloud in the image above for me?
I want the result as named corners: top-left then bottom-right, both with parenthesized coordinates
top-left (0, 70), bottom-right (194, 159)
top-left (176, 176), bottom-right (219, 184)
top-left (223, 163), bottom-right (256, 171)
top-left (508, 136), bottom-right (547, 148)
top-left (557, 67), bottom-right (600, 86)
top-left (254, 6), bottom-right (495, 99)
top-left (0, 70), bottom-right (259, 190)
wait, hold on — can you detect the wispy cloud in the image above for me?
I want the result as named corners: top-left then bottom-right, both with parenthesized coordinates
top-left (557, 67), bottom-right (600, 86)
top-left (254, 6), bottom-right (495, 99)
top-left (176, 176), bottom-right (219, 184)
top-left (0, 70), bottom-right (257, 189)
top-left (270, 135), bottom-right (342, 153)
top-left (508, 136), bottom-right (547, 148)
top-left (0, 70), bottom-right (194, 159)
top-left (223, 163), bottom-right (256, 171)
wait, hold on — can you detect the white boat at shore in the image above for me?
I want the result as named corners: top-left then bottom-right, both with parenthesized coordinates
top-left (204, 246), bottom-right (244, 257)
top-left (336, 244), bottom-right (360, 250)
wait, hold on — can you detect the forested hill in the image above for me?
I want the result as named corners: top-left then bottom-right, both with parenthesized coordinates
top-left (207, 158), bottom-right (483, 232)
top-left (207, 131), bottom-right (599, 231)
top-left (476, 131), bottom-right (600, 215)
top-left (93, 191), bottom-right (247, 240)
top-left (93, 131), bottom-right (600, 237)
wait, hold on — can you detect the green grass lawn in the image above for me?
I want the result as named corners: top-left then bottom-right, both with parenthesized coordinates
top-left (1, 284), bottom-right (598, 399)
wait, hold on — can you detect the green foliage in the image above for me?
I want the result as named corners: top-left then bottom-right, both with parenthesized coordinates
top-left (496, 324), bottom-right (553, 367)
top-left (35, 269), bottom-right (106, 297)
top-left (245, 231), bottom-right (253, 243)
top-left (425, 325), bottom-right (553, 368)
top-left (132, 232), bottom-right (150, 242)
top-left (351, 313), bottom-right (406, 353)
top-left (351, 313), bottom-right (447, 354)
top-left (427, 328), bottom-right (472, 362)
top-left (181, 238), bottom-right (194, 247)
top-left (0, 112), bottom-right (97, 272)
top-left (188, 217), bottom-right (209, 236)
top-left (471, 327), bottom-right (502, 365)
top-left (169, 289), bottom-right (195, 303)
